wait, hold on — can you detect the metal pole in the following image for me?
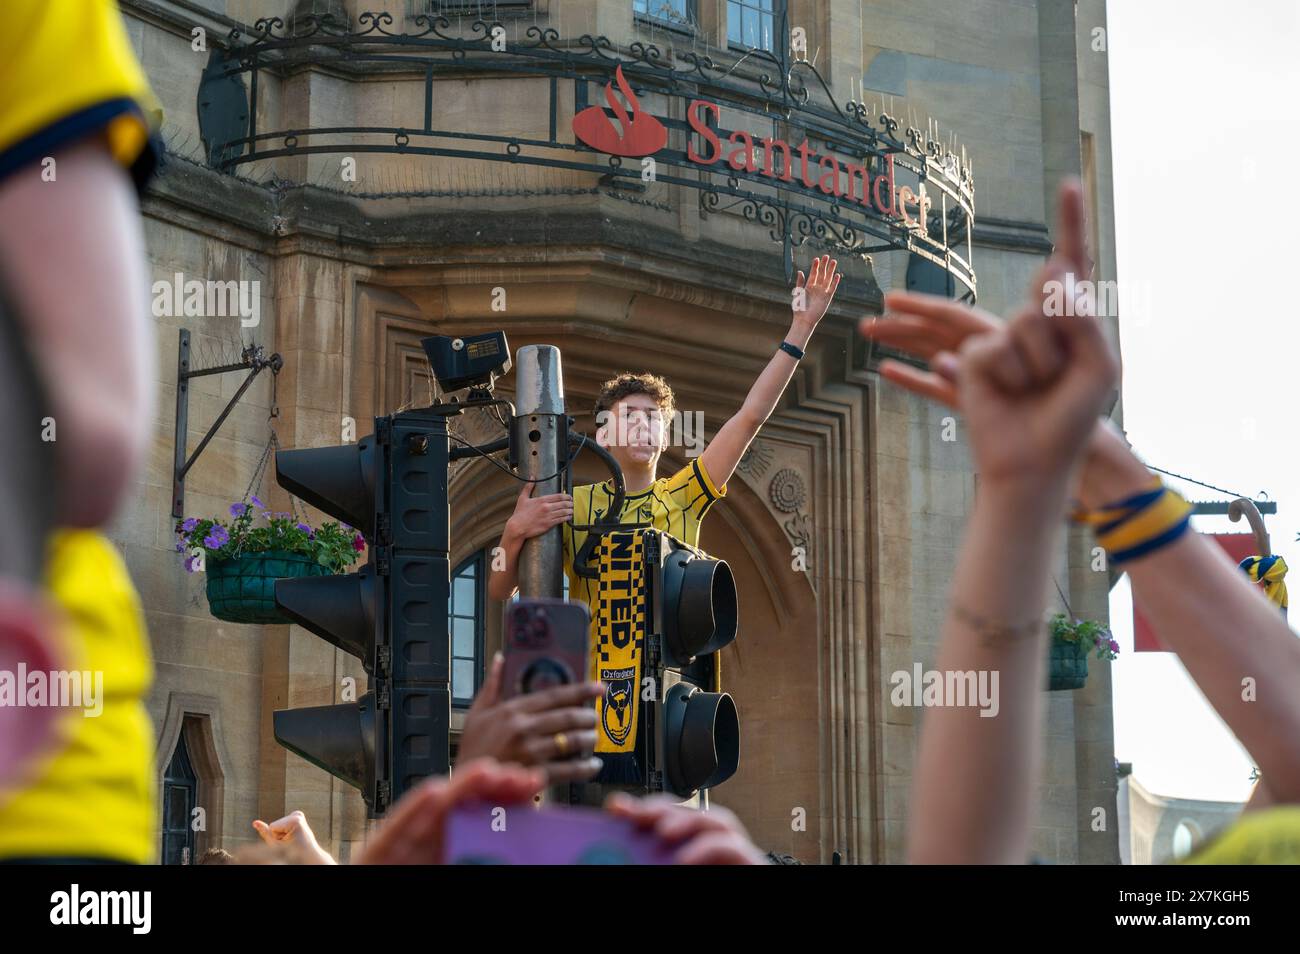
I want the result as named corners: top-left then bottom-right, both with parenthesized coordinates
top-left (512, 345), bottom-right (565, 598)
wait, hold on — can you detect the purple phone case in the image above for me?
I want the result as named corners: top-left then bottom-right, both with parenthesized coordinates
top-left (444, 802), bottom-right (676, 865)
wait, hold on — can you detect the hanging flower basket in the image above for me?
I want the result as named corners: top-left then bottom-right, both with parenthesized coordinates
top-left (205, 549), bottom-right (330, 624)
top-left (1046, 614), bottom-right (1119, 691)
top-left (1047, 635), bottom-right (1090, 691)
top-left (176, 496), bottom-right (366, 626)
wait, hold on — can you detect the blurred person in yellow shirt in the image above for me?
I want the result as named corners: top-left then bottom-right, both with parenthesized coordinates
top-left (0, 0), bottom-right (162, 863)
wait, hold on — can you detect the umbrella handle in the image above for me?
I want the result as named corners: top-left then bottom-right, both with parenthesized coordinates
top-left (1228, 497), bottom-right (1271, 557)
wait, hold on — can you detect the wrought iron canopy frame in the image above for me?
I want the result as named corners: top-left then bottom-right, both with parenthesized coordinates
top-left (208, 11), bottom-right (976, 297)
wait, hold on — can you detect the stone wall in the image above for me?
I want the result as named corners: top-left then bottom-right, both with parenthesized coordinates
top-left (115, 0), bottom-right (1119, 864)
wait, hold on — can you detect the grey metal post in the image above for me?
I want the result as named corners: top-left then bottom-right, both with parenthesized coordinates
top-left (513, 345), bottom-right (565, 598)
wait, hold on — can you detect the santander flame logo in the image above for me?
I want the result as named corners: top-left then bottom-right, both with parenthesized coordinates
top-left (572, 65), bottom-right (668, 157)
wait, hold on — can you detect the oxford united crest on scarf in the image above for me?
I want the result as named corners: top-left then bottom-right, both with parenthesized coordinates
top-left (594, 531), bottom-right (646, 759)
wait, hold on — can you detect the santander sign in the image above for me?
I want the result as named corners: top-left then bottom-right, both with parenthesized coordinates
top-left (572, 66), bottom-right (669, 156)
top-left (572, 66), bottom-right (931, 226)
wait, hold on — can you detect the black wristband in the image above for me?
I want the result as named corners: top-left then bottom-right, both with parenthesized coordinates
top-left (779, 340), bottom-right (805, 361)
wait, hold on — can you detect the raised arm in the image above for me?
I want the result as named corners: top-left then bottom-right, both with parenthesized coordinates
top-left (1076, 425), bottom-right (1300, 803)
top-left (701, 255), bottom-right (841, 488)
top-left (908, 265), bottom-right (1118, 863)
top-left (868, 179), bottom-right (1300, 830)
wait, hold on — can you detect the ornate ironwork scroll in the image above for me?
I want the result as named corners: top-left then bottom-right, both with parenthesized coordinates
top-left (201, 9), bottom-right (976, 297)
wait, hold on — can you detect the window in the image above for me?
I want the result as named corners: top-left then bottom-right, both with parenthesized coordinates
top-left (1172, 820), bottom-right (1202, 860)
top-left (161, 732), bottom-right (198, 865)
top-left (450, 553), bottom-right (486, 707)
top-left (727, 0), bottom-right (777, 52)
top-left (634, 0), bottom-right (696, 28)
top-left (415, 1), bottom-right (533, 15)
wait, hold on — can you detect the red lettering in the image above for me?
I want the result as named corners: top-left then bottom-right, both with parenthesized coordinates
top-left (687, 100), bottom-right (722, 164)
top-left (898, 185), bottom-right (919, 226)
top-left (762, 137), bottom-right (793, 181)
top-left (796, 139), bottom-right (817, 188)
top-left (843, 162), bottom-right (870, 204)
top-left (728, 130), bottom-right (757, 172)
top-left (817, 154), bottom-right (844, 196)
top-left (873, 153), bottom-right (899, 217)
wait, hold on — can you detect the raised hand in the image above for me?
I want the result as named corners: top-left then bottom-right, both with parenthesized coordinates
top-left (861, 295), bottom-right (1002, 408)
top-left (954, 261), bottom-right (1118, 492)
top-left (791, 254), bottom-right (842, 331)
top-left (251, 809), bottom-right (336, 865)
top-left (458, 652), bottom-right (604, 784)
top-left (860, 180), bottom-right (1093, 410)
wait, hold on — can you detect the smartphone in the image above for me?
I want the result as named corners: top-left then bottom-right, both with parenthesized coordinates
top-left (444, 801), bottom-right (674, 865)
top-left (500, 598), bottom-right (590, 700)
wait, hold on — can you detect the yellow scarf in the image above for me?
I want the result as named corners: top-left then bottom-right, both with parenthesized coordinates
top-left (593, 531), bottom-right (646, 755)
top-left (1239, 555), bottom-right (1288, 614)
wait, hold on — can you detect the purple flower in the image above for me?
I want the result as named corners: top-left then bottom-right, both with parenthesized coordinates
top-left (184, 555), bottom-right (199, 573)
top-left (181, 517), bottom-right (199, 533)
top-left (1108, 639), bottom-right (1120, 653)
top-left (251, 495), bottom-right (265, 509)
top-left (352, 533), bottom-right (366, 553)
top-left (230, 503), bottom-right (248, 517)
top-left (296, 522), bottom-right (315, 539)
top-left (204, 526), bottom-right (229, 549)
top-left (175, 542), bottom-right (185, 553)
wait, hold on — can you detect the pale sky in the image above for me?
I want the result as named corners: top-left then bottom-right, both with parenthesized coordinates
top-left (1106, 0), bottom-right (1300, 802)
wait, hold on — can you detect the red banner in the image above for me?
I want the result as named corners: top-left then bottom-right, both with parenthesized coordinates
top-left (1132, 533), bottom-right (1259, 651)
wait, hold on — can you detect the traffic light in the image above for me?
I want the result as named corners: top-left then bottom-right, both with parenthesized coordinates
top-left (586, 528), bottom-right (740, 801)
top-left (644, 531), bottom-right (740, 800)
top-left (272, 410), bottom-right (452, 815)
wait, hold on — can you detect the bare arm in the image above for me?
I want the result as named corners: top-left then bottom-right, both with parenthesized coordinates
top-left (701, 255), bottom-right (841, 488)
top-left (486, 523), bottom-right (526, 602)
top-left (0, 139), bottom-right (154, 528)
top-left (1078, 426), bottom-right (1300, 803)
top-left (909, 254), bottom-right (1118, 863)
top-left (908, 485), bottom-right (1063, 863)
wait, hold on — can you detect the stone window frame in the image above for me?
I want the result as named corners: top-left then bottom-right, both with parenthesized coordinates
top-left (155, 693), bottom-right (234, 860)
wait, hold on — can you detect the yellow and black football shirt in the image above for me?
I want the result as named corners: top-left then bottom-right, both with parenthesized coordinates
top-left (562, 457), bottom-right (727, 638)
top-left (0, 532), bottom-right (157, 863)
top-left (0, 0), bottom-right (162, 188)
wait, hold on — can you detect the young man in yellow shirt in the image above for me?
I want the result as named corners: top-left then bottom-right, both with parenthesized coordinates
top-left (487, 255), bottom-right (842, 782)
top-left (0, 0), bottom-right (161, 863)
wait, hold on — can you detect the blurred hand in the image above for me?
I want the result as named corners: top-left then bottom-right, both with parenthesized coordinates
top-left (459, 652), bottom-right (604, 784)
top-left (859, 179), bottom-right (1094, 410)
top-left (605, 793), bottom-right (768, 865)
top-left (505, 482), bottom-right (573, 541)
top-left (951, 263), bottom-right (1118, 493)
top-left (252, 809), bottom-right (336, 865)
top-left (357, 759), bottom-right (544, 865)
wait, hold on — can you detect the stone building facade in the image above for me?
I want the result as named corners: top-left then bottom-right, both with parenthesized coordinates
top-left (114, 0), bottom-right (1121, 863)
top-left (1118, 773), bottom-right (1246, 865)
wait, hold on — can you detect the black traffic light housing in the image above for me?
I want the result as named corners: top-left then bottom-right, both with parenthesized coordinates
top-left (273, 690), bottom-right (380, 797)
top-left (644, 531), bottom-right (741, 800)
top-left (271, 410), bottom-right (453, 815)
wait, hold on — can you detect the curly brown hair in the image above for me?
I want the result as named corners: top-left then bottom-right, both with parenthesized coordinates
top-left (593, 371), bottom-right (676, 422)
